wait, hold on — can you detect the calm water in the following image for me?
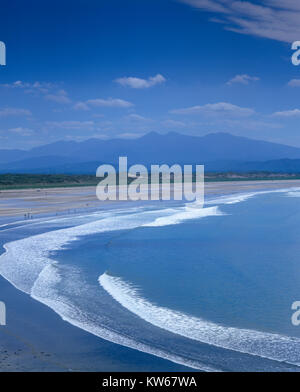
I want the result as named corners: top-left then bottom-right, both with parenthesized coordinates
top-left (1, 189), bottom-right (300, 371)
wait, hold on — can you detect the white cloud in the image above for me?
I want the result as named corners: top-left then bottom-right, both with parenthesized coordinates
top-left (74, 102), bottom-right (90, 111)
top-left (287, 79), bottom-right (300, 87)
top-left (74, 98), bottom-right (133, 111)
top-left (116, 133), bottom-right (145, 139)
top-left (8, 127), bottom-right (34, 136)
top-left (227, 74), bottom-right (260, 85)
top-left (86, 98), bottom-right (134, 108)
top-left (45, 120), bottom-right (116, 133)
top-left (126, 114), bottom-right (150, 121)
top-left (46, 121), bottom-right (96, 130)
top-left (272, 109), bottom-right (300, 117)
top-left (217, 118), bottom-right (283, 130)
top-left (180, 0), bottom-right (300, 43)
top-left (263, 0), bottom-right (300, 12)
top-left (115, 74), bottom-right (166, 89)
top-left (162, 119), bottom-right (187, 128)
top-left (171, 102), bottom-right (255, 116)
top-left (1, 81), bottom-right (73, 106)
top-left (0, 81), bottom-right (56, 93)
top-left (0, 107), bottom-right (32, 117)
top-left (45, 89), bottom-right (71, 104)
top-left (1, 80), bottom-right (74, 108)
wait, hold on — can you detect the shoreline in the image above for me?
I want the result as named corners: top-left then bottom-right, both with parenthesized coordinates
top-left (0, 180), bottom-right (300, 371)
top-left (1, 174), bottom-right (300, 192)
top-left (1, 179), bottom-right (300, 218)
top-left (0, 273), bottom-right (194, 372)
top-left (0, 201), bottom-right (198, 372)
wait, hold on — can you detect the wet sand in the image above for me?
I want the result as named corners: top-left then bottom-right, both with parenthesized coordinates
top-left (1, 179), bottom-right (300, 371)
top-left (1, 179), bottom-right (300, 218)
top-left (0, 272), bottom-right (193, 372)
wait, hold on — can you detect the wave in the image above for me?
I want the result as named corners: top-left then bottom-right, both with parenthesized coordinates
top-left (30, 264), bottom-right (218, 372)
top-left (205, 187), bottom-right (300, 207)
top-left (99, 273), bottom-right (300, 366)
top-left (286, 191), bottom-right (300, 198)
top-left (0, 202), bottom-right (224, 294)
top-left (0, 210), bottom-right (157, 293)
top-left (0, 203), bottom-right (224, 292)
top-left (0, 203), bottom-right (226, 371)
top-left (205, 192), bottom-right (256, 205)
top-left (0, 187), bottom-right (298, 370)
top-left (143, 206), bottom-right (223, 227)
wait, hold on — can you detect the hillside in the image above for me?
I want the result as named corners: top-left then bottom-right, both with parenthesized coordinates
top-left (2, 132), bottom-right (300, 174)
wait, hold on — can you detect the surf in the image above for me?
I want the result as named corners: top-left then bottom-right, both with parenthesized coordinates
top-left (0, 189), bottom-right (297, 371)
top-left (99, 273), bottom-right (300, 366)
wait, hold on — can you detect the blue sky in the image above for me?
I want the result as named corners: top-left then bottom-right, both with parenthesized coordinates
top-left (0, 0), bottom-right (300, 149)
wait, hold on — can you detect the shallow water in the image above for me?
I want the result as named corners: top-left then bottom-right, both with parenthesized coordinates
top-left (1, 189), bottom-right (300, 371)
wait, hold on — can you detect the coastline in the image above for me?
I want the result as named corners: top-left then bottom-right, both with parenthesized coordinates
top-left (0, 272), bottom-right (195, 372)
top-left (0, 179), bottom-right (300, 371)
top-left (1, 179), bottom-right (300, 218)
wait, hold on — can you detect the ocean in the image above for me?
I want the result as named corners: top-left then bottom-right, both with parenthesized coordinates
top-left (1, 188), bottom-right (300, 372)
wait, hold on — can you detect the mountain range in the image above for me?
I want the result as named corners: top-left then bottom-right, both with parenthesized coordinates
top-left (2, 132), bottom-right (300, 174)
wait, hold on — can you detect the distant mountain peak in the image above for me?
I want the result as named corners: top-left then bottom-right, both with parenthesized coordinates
top-left (2, 132), bottom-right (300, 174)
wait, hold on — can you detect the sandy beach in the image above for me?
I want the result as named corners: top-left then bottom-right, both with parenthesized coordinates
top-left (1, 179), bottom-right (300, 372)
top-left (1, 179), bottom-right (300, 218)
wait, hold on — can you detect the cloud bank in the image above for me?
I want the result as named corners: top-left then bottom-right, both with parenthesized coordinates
top-left (171, 102), bottom-right (255, 116)
top-left (181, 0), bottom-right (300, 43)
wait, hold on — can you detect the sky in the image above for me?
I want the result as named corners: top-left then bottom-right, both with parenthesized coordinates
top-left (0, 0), bottom-right (300, 149)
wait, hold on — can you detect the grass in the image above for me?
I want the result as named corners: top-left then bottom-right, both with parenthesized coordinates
top-left (0, 174), bottom-right (98, 190)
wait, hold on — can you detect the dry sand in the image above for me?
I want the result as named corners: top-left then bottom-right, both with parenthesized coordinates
top-left (1, 179), bottom-right (300, 372)
top-left (0, 179), bottom-right (300, 218)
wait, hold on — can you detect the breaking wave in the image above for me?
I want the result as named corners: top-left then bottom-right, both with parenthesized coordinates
top-left (100, 273), bottom-right (300, 366)
top-left (0, 188), bottom-right (299, 370)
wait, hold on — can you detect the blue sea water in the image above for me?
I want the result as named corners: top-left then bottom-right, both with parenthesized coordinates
top-left (1, 189), bottom-right (300, 371)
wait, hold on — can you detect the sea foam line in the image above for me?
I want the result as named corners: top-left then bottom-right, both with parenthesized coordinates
top-left (99, 273), bottom-right (300, 366)
top-left (143, 206), bottom-right (223, 227)
top-left (0, 188), bottom-right (297, 370)
top-left (29, 265), bottom-right (219, 372)
top-left (205, 187), bottom-right (300, 207)
top-left (0, 204), bottom-right (224, 371)
top-left (286, 191), bottom-right (300, 198)
top-left (0, 203), bottom-right (223, 294)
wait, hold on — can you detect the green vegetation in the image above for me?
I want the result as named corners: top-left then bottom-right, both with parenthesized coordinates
top-left (204, 172), bottom-right (300, 182)
top-left (0, 172), bottom-right (300, 190)
top-left (0, 174), bottom-right (99, 190)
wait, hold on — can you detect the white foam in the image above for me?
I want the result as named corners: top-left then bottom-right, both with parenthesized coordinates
top-left (205, 187), bottom-right (300, 207)
top-left (30, 264), bottom-right (218, 371)
top-left (206, 193), bottom-right (256, 205)
top-left (100, 273), bottom-right (300, 366)
top-left (143, 206), bottom-right (223, 227)
top-left (1, 187), bottom-right (299, 370)
top-left (0, 210), bottom-right (156, 293)
top-left (286, 191), bottom-right (300, 198)
top-left (0, 202), bottom-right (224, 294)
top-left (0, 204), bottom-right (225, 371)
